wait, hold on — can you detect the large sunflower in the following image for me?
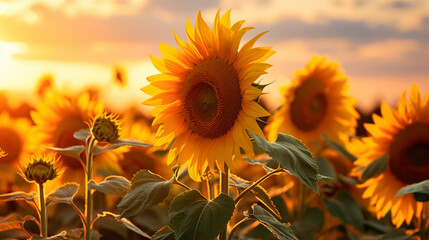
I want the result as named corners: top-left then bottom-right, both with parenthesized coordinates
top-left (0, 113), bottom-right (39, 193)
top-left (352, 84), bottom-right (429, 227)
top-left (31, 91), bottom-right (122, 194)
top-left (265, 56), bottom-right (359, 151)
top-left (142, 10), bottom-right (274, 180)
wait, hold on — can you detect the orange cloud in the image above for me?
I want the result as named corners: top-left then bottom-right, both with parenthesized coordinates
top-left (204, 0), bottom-right (429, 31)
top-left (0, 0), bottom-right (148, 23)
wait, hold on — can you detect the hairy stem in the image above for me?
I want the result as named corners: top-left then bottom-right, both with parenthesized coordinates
top-left (219, 163), bottom-right (230, 240)
top-left (235, 168), bottom-right (283, 204)
top-left (227, 217), bottom-right (253, 240)
top-left (38, 183), bottom-right (47, 237)
top-left (174, 178), bottom-right (192, 190)
top-left (85, 136), bottom-right (96, 240)
top-left (206, 178), bottom-right (211, 200)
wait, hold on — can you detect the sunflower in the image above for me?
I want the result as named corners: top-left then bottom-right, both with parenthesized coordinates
top-left (265, 56), bottom-right (359, 152)
top-left (0, 113), bottom-right (39, 168)
top-left (20, 152), bottom-right (62, 185)
top-left (142, 10), bottom-right (274, 181)
top-left (0, 113), bottom-right (39, 193)
top-left (34, 73), bottom-right (55, 97)
top-left (352, 84), bottom-right (429, 227)
top-left (31, 91), bottom-right (122, 194)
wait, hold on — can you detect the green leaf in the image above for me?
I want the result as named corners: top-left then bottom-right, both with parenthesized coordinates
top-left (22, 215), bottom-right (39, 236)
top-left (252, 187), bottom-right (282, 220)
top-left (361, 154), bottom-right (388, 182)
top-left (243, 157), bottom-right (278, 172)
top-left (321, 134), bottom-right (357, 162)
top-left (118, 170), bottom-right (173, 218)
top-left (0, 221), bottom-right (22, 232)
top-left (88, 175), bottom-right (130, 196)
top-left (45, 145), bottom-right (85, 162)
top-left (74, 129), bottom-right (91, 141)
top-left (96, 212), bottom-right (151, 238)
top-left (63, 228), bottom-right (100, 240)
top-left (317, 174), bottom-right (335, 183)
top-left (363, 219), bottom-right (390, 233)
top-left (379, 229), bottom-right (413, 240)
top-left (252, 204), bottom-right (298, 240)
top-left (248, 132), bottom-right (319, 193)
top-left (338, 175), bottom-right (359, 185)
top-left (92, 139), bottom-right (152, 155)
top-left (395, 180), bottom-right (429, 202)
top-left (31, 231), bottom-right (67, 239)
top-left (0, 191), bottom-right (36, 202)
top-left (291, 207), bottom-right (324, 240)
top-left (317, 157), bottom-right (337, 180)
top-left (169, 190), bottom-right (235, 240)
top-left (323, 191), bottom-right (364, 232)
top-left (152, 226), bottom-right (175, 240)
top-left (46, 183), bottom-right (79, 207)
top-left (229, 174), bottom-right (282, 220)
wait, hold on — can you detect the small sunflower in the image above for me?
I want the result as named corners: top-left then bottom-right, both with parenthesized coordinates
top-left (142, 10), bottom-right (274, 181)
top-left (34, 73), bottom-right (55, 97)
top-left (90, 112), bottom-right (121, 143)
top-left (31, 91), bottom-right (123, 194)
top-left (20, 153), bottom-right (61, 184)
top-left (265, 56), bottom-right (359, 151)
top-left (352, 84), bottom-right (429, 227)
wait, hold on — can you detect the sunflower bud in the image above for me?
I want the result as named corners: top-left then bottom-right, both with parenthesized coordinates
top-left (22, 153), bottom-right (61, 184)
top-left (90, 113), bottom-right (121, 143)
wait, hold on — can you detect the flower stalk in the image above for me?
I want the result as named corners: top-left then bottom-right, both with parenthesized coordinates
top-left (234, 168), bottom-right (283, 204)
top-left (38, 183), bottom-right (48, 237)
top-left (219, 163), bottom-right (230, 240)
top-left (84, 135), bottom-right (96, 240)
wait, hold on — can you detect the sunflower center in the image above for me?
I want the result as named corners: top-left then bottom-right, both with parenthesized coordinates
top-left (32, 162), bottom-right (51, 176)
top-left (290, 78), bottom-right (328, 131)
top-left (0, 127), bottom-right (22, 164)
top-left (183, 59), bottom-right (242, 139)
top-left (187, 83), bottom-right (218, 122)
top-left (389, 122), bottom-right (429, 184)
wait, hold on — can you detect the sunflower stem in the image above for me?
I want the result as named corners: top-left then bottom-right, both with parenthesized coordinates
top-left (219, 163), bottom-right (229, 240)
top-left (206, 178), bottom-right (212, 200)
top-left (38, 183), bottom-right (48, 237)
top-left (234, 168), bottom-right (283, 204)
top-left (84, 136), bottom-right (96, 240)
top-left (227, 217), bottom-right (253, 240)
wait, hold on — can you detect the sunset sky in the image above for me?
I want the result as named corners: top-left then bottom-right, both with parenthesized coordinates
top-left (1, 0), bottom-right (428, 112)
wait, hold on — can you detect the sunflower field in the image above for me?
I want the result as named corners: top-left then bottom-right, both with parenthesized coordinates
top-left (1, 8), bottom-right (429, 240)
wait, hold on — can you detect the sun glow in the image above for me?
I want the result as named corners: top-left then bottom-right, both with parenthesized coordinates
top-left (0, 41), bottom-right (28, 87)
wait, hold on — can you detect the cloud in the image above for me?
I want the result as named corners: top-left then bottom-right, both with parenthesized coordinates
top-left (206, 0), bottom-right (429, 31)
top-left (356, 39), bottom-right (419, 61)
top-left (258, 37), bottom-right (428, 110)
top-left (0, 0), bottom-right (148, 23)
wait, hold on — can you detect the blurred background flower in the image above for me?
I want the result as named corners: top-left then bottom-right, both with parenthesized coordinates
top-left (352, 84), bottom-right (429, 228)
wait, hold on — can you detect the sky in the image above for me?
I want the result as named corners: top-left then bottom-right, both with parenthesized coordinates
top-left (0, 0), bottom-right (429, 112)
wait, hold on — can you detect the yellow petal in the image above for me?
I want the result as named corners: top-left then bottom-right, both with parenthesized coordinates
top-left (243, 100), bottom-right (271, 117)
